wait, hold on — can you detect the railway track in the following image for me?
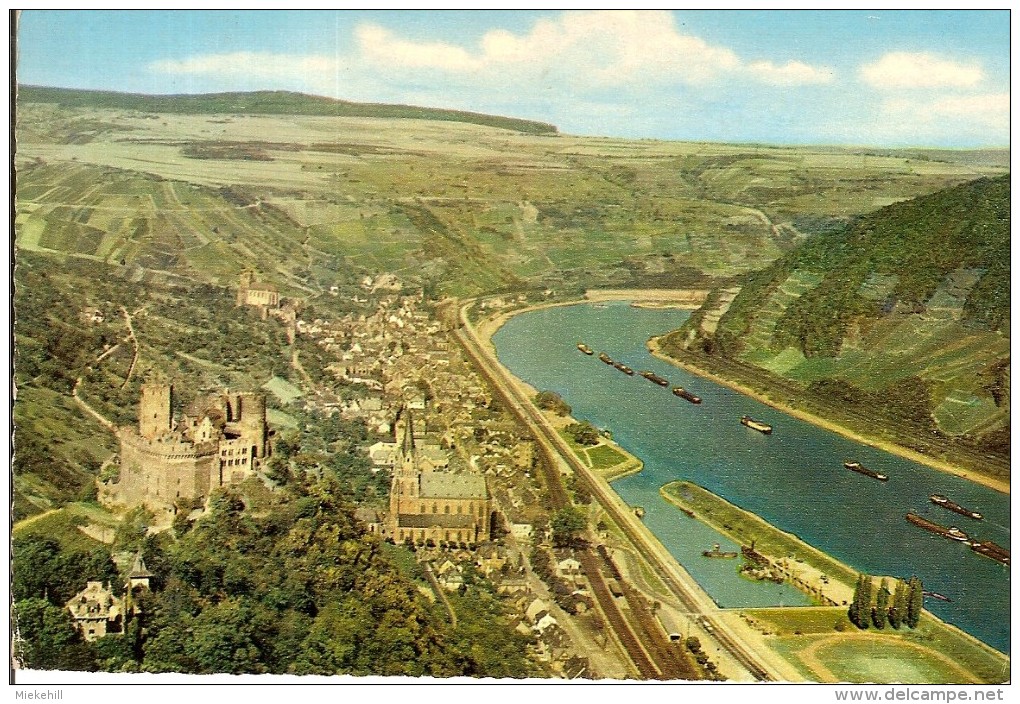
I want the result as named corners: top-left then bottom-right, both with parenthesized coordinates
top-left (601, 549), bottom-right (701, 679)
top-left (577, 548), bottom-right (661, 679)
top-left (455, 321), bottom-right (702, 680)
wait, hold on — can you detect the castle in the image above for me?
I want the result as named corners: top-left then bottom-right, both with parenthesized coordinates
top-left (112, 383), bottom-right (270, 515)
top-left (387, 410), bottom-right (491, 546)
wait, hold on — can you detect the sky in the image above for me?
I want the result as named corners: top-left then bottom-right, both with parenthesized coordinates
top-left (14, 9), bottom-right (1011, 147)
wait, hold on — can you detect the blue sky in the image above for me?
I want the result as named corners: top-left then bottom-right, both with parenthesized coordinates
top-left (15, 10), bottom-right (1010, 147)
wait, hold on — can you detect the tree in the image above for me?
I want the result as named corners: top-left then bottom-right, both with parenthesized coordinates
top-left (12, 535), bottom-right (119, 604)
top-left (889, 578), bottom-right (908, 629)
top-left (535, 390), bottom-right (571, 416)
top-left (906, 576), bottom-right (923, 628)
top-left (873, 578), bottom-right (890, 629)
top-left (551, 506), bottom-right (587, 548)
top-left (860, 574), bottom-right (874, 629)
top-left (565, 421), bottom-right (600, 446)
top-left (849, 573), bottom-right (872, 629)
top-left (13, 598), bottom-right (98, 672)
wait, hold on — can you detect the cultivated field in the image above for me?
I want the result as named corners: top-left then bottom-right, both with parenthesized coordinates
top-left (15, 100), bottom-right (1009, 297)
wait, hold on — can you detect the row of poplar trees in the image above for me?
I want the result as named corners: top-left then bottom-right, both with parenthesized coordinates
top-left (848, 574), bottom-right (923, 630)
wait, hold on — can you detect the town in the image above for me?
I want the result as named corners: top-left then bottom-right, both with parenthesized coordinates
top-left (46, 272), bottom-right (675, 679)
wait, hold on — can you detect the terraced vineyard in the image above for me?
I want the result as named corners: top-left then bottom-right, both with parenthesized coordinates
top-left (15, 161), bottom-right (331, 294)
top-left (15, 90), bottom-right (1009, 298)
top-left (742, 270), bottom-right (824, 351)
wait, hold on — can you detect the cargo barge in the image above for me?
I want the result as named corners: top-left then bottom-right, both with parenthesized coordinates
top-left (639, 370), bottom-right (670, 387)
top-left (905, 512), bottom-right (969, 542)
top-left (613, 361), bottom-right (635, 375)
top-left (577, 343), bottom-right (594, 355)
top-left (598, 352), bottom-right (613, 365)
top-left (672, 386), bottom-right (702, 404)
top-left (844, 461), bottom-right (889, 482)
top-left (702, 543), bottom-right (738, 559)
top-left (970, 540), bottom-right (1010, 566)
top-left (930, 494), bottom-right (983, 520)
top-left (740, 415), bottom-right (772, 434)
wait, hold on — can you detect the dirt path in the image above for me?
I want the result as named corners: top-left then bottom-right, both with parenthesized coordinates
top-left (72, 376), bottom-right (115, 431)
top-left (422, 564), bottom-right (457, 628)
top-left (291, 348), bottom-right (313, 385)
top-left (13, 508), bottom-right (61, 533)
top-left (120, 306), bottom-right (140, 388)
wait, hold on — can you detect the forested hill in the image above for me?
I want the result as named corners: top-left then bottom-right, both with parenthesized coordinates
top-left (710, 174), bottom-right (1009, 357)
top-left (665, 174), bottom-right (1010, 472)
top-left (17, 85), bottom-right (559, 135)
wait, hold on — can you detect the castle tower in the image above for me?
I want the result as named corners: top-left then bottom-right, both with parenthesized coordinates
top-left (235, 392), bottom-right (268, 458)
top-left (139, 384), bottom-right (173, 440)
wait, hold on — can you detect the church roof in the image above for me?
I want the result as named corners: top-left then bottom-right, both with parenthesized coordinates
top-left (420, 472), bottom-right (487, 500)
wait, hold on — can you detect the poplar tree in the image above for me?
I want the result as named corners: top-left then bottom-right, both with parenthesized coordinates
top-left (873, 579), bottom-right (889, 629)
top-left (859, 574), bottom-right (873, 629)
top-left (847, 574), bottom-right (862, 627)
top-left (889, 578), bottom-right (907, 629)
top-left (849, 573), bottom-right (873, 629)
top-left (906, 576), bottom-right (923, 628)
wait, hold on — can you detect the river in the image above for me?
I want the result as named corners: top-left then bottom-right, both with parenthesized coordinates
top-left (491, 301), bottom-right (1010, 654)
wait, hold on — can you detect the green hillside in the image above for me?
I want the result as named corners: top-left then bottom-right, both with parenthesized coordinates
top-left (664, 175), bottom-right (1010, 475)
top-left (18, 85), bottom-right (559, 135)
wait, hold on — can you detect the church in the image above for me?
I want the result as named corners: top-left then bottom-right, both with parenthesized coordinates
top-left (387, 410), bottom-right (491, 546)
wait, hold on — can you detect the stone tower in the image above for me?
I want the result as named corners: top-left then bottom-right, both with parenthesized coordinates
top-left (235, 392), bottom-right (268, 458)
top-left (139, 384), bottom-right (173, 440)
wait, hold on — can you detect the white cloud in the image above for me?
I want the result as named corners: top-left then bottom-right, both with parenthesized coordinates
top-left (355, 25), bottom-right (478, 72)
top-left (153, 52), bottom-right (337, 79)
top-left (837, 91), bottom-right (1009, 146)
top-left (149, 11), bottom-right (830, 98)
top-left (931, 91), bottom-right (1009, 120)
top-left (746, 60), bottom-right (834, 86)
top-left (859, 52), bottom-right (985, 89)
top-left (354, 11), bottom-right (744, 88)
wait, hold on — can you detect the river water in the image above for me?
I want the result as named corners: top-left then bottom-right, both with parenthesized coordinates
top-left (492, 301), bottom-right (1010, 654)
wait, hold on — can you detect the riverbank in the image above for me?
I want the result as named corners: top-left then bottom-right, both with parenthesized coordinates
top-left (647, 338), bottom-right (1010, 496)
top-left (584, 288), bottom-right (710, 305)
top-left (474, 289), bottom-right (706, 346)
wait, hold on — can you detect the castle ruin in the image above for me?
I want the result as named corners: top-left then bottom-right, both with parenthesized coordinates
top-left (111, 383), bottom-right (270, 515)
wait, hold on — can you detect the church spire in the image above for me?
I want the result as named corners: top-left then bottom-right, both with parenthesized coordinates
top-left (401, 407), bottom-right (415, 455)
